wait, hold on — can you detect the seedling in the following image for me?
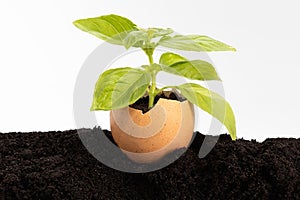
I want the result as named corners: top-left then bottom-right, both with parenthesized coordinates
top-left (73, 14), bottom-right (237, 140)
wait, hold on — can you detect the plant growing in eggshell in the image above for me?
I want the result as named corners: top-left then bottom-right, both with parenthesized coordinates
top-left (73, 14), bottom-right (236, 162)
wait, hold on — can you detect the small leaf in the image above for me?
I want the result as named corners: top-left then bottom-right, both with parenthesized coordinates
top-left (159, 52), bottom-right (220, 81)
top-left (158, 35), bottom-right (204, 51)
top-left (123, 30), bottom-right (148, 49)
top-left (176, 83), bottom-right (236, 140)
top-left (91, 67), bottom-right (150, 110)
top-left (149, 28), bottom-right (173, 37)
top-left (159, 52), bottom-right (186, 66)
top-left (73, 14), bottom-right (137, 45)
top-left (186, 35), bottom-right (236, 51)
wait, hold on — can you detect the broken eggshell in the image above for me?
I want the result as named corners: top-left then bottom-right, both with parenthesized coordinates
top-left (110, 98), bottom-right (195, 163)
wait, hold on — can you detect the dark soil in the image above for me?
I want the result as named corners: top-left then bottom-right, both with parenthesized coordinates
top-left (130, 90), bottom-right (185, 113)
top-left (1, 128), bottom-right (300, 200)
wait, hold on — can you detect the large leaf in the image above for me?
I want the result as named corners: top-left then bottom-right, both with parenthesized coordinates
top-left (186, 35), bottom-right (236, 51)
top-left (176, 83), bottom-right (236, 140)
top-left (159, 52), bottom-right (220, 81)
top-left (158, 35), bottom-right (236, 52)
top-left (73, 14), bottom-right (137, 45)
top-left (158, 35), bottom-right (204, 51)
top-left (91, 67), bottom-right (150, 110)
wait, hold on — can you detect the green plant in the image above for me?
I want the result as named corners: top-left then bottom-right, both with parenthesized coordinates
top-left (73, 14), bottom-right (237, 140)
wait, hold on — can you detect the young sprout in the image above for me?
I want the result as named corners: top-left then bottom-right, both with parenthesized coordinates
top-left (73, 14), bottom-right (237, 140)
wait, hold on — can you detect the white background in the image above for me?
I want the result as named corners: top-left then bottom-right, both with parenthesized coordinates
top-left (0, 0), bottom-right (299, 141)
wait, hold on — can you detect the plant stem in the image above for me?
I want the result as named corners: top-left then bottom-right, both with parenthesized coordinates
top-left (145, 50), bottom-right (157, 108)
top-left (147, 52), bottom-right (154, 65)
top-left (144, 30), bottom-right (157, 108)
top-left (148, 71), bottom-right (156, 108)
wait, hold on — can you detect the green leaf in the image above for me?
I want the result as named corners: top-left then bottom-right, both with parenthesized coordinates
top-left (123, 30), bottom-right (148, 49)
top-left (159, 52), bottom-right (186, 66)
top-left (186, 35), bottom-right (236, 51)
top-left (159, 52), bottom-right (220, 81)
top-left (91, 67), bottom-right (150, 110)
top-left (176, 83), bottom-right (236, 140)
top-left (73, 14), bottom-right (137, 45)
top-left (142, 63), bottom-right (162, 73)
top-left (158, 35), bottom-right (204, 51)
top-left (149, 28), bottom-right (173, 37)
top-left (158, 35), bottom-right (236, 52)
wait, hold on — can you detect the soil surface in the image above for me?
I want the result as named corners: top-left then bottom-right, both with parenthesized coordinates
top-left (130, 90), bottom-right (185, 113)
top-left (1, 128), bottom-right (299, 200)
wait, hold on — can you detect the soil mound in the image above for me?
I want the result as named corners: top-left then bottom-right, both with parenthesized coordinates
top-left (1, 128), bottom-right (299, 199)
